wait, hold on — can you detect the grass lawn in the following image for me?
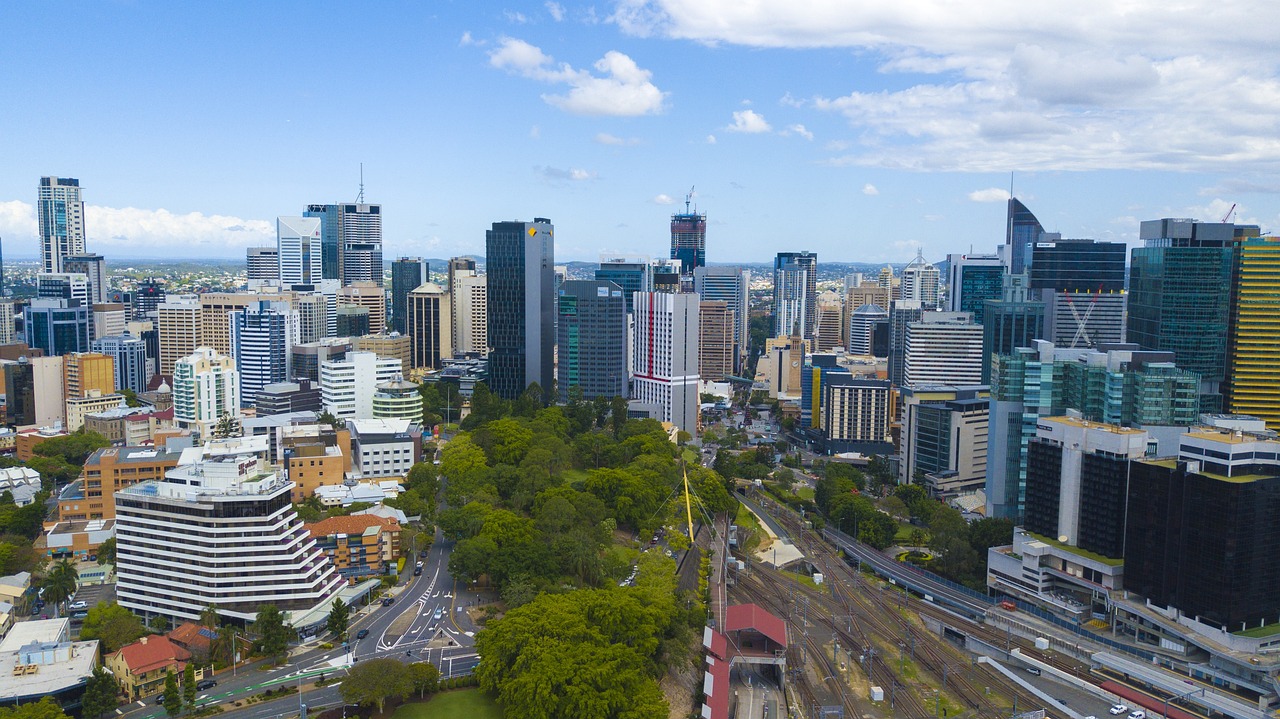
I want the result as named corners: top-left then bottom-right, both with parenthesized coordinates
top-left (391, 689), bottom-right (503, 719)
top-left (1235, 622), bottom-right (1280, 638)
top-left (795, 486), bottom-right (814, 501)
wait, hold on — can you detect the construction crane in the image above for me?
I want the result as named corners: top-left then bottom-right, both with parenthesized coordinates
top-left (685, 186), bottom-right (695, 213)
top-left (1222, 203), bottom-right (1236, 223)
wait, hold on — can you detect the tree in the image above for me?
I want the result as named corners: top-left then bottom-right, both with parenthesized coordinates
top-left (317, 411), bottom-right (345, 431)
top-left (79, 602), bottom-right (147, 652)
top-left (149, 614), bottom-right (169, 633)
top-left (210, 413), bottom-right (240, 440)
top-left (0, 697), bottom-right (72, 719)
top-left (42, 559), bottom-right (78, 613)
top-left (119, 388), bottom-right (143, 408)
top-left (182, 663), bottom-right (196, 707)
top-left (968, 517), bottom-right (1016, 552)
top-left (253, 604), bottom-right (294, 662)
top-left (162, 670), bottom-right (181, 716)
top-left (326, 598), bottom-right (350, 641)
top-left (406, 661), bottom-right (440, 698)
top-left (339, 658), bottom-right (413, 713)
top-left (96, 537), bottom-right (116, 565)
top-left (82, 665), bottom-right (120, 719)
top-left (199, 604), bottom-right (221, 631)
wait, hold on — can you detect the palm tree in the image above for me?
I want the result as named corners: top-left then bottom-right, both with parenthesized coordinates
top-left (199, 604), bottom-right (220, 631)
top-left (42, 559), bottom-right (78, 615)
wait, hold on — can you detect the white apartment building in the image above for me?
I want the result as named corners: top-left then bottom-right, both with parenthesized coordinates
top-left (114, 453), bottom-right (344, 625)
top-left (450, 270), bottom-right (487, 354)
top-left (172, 347), bottom-right (239, 436)
top-left (629, 292), bottom-right (700, 437)
top-left (0, 300), bottom-right (14, 344)
top-left (903, 312), bottom-right (983, 388)
top-left (320, 351), bottom-right (401, 419)
top-left (37, 176), bottom-right (86, 274)
top-left (348, 419), bottom-right (422, 478)
top-left (276, 217), bottom-right (324, 286)
top-left (157, 296), bottom-right (201, 377)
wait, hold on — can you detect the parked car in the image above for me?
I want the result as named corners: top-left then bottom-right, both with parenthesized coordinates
top-left (69, 600), bottom-right (88, 610)
top-left (1128, 712), bottom-right (1146, 719)
top-left (70, 611), bottom-right (88, 620)
top-left (413, 566), bottom-right (422, 576)
top-left (196, 679), bottom-right (217, 691)
top-left (356, 629), bottom-right (369, 640)
top-left (1109, 705), bottom-right (1129, 715)
top-left (1024, 666), bottom-right (1041, 676)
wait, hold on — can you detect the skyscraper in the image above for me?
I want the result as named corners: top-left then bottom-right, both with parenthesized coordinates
top-left (887, 300), bottom-right (924, 388)
top-left (320, 351), bottom-right (401, 419)
top-left (697, 300), bottom-right (735, 383)
top-left (981, 274), bottom-right (1045, 384)
top-left (946, 253), bottom-right (1004, 324)
top-left (338, 281), bottom-right (387, 334)
top-left (93, 333), bottom-right (148, 394)
top-left (246, 247), bottom-right (279, 282)
top-left (557, 280), bottom-right (627, 402)
top-left (670, 198), bottom-right (707, 274)
top-left (172, 347), bottom-right (240, 436)
top-left (486, 218), bottom-right (555, 400)
top-left (1227, 235), bottom-right (1280, 429)
top-left (1005, 197), bottom-right (1048, 275)
top-left (447, 257), bottom-right (476, 295)
top-left (391, 258), bottom-right (427, 335)
top-left (134, 278), bottom-right (166, 321)
top-left (24, 299), bottom-right (89, 356)
top-left (630, 292), bottom-right (699, 436)
top-left (63, 254), bottom-right (108, 305)
top-left (774, 251), bottom-right (818, 338)
top-left (276, 217), bottom-right (324, 286)
top-left (450, 269), bottom-right (487, 355)
top-left (303, 203), bottom-right (341, 281)
top-left (693, 266), bottom-right (750, 375)
top-left (597, 256), bottom-right (653, 315)
top-left (37, 176), bottom-right (86, 274)
top-left (230, 301), bottom-right (299, 407)
top-left (407, 283), bottom-right (451, 370)
top-left (903, 312), bottom-right (984, 388)
top-left (899, 251), bottom-right (941, 310)
top-left (157, 296), bottom-right (200, 378)
top-left (338, 204), bottom-right (383, 287)
top-left (847, 304), bottom-right (887, 356)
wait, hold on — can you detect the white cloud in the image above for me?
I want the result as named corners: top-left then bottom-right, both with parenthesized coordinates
top-left (968, 188), bottom-right (1011, 202)
top-left (489, 37), bottom-right (667, 116)
top-left (706, 134), bottom-right (717, 144)
top-left (784, 123), bottom-right (814, 140)
top-left (862, 183), bottom-right (880, 196)
top-left (529, 125), bottom-right (541, 139)
top-left (595, 132), bottom-right (641, 146)
top-left (537, 165), bottom-right (599, 182)
top-left (459, 31), bottom-right (477, 46)
top-left (546, 1), bottom-right (565, 21)
top-left (780, 92), bottom-right (805, 108)
top-left (0, 201), bottom-right (38, 238)
top-left (653, 193), bottom-right (677, 205)
top-left (726, 109), bottom-right (772, 133)
top-left (613, 0), bottom-right (1280, 172)
top-left (504, 10), bottom-right (529, 24)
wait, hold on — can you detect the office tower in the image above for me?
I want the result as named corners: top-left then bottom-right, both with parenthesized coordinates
top-left (986, 341), bottom-right (1200, 519)
top-left (2, 360), bottom-right (35, 426)
top-left (172, 347), bottom-right (240, 436)
top-left (693, 265), bottom-right (749, 374)
top-left (847, 304), bottom-right (887, 356)
top-left (200, 292), bottom-right (284, 358)
top-left (115, 452), bottom-right (344, 624)
top-left (276, 216), bottom-right (323, 286)
top-left (338, 281), bottom-right (386, 334)
top-left (450, 270), bottom-right (487, 355)
top-left (899, 251), bottom-right (941, 309)
top-left (336, 306), bottom-right (370, 338)
top-left (630, 292), bottom-right (699, 436)
top-left (899, 385), bottom-right (989, 497)
top-left (156, 296), bottom-right (201, 377)
top-left (773, 252), bottom-right (817, 338)
top-left (63, 352), bottom-right (115, 399)
top-left (1027, 238), bottom-right (1127, 348)
top-left (32, 356), bottom-right (64, 426)
top-left (981, 274), bottom-right (1045, 383)
top-left (1005, 197), bottom-right (1048, 275)
top-left (338, 204), bottom-right (383, 287)
top-left (320, 351), bottom-right (402, 419)
top-left (303, 204), bottom-right (340, 281)
top-left (596, 256), bottom-right (652, 316)
top-left (37, 176), bottom-right (86, 274)
top-left (293, 291), bottom-right (328, 343)
top-left (0, 300), bottom-right (14, 344)
top-left (255, 378), bottom-right (322, 416)
top-left (407, 283), bottom-right (452, 370)
top-left (93, 333), bottom-right (147, 394)
top-left (246, 247), bottom-right (279, 282)
top-left (697, 300), bottom-right (734, 384)
top-left (1126, 427), bottom-right (1280, 630)
top-left (946, 253), bottom-right (1004, 324)
top-left (447, 257), bottom-right (476, 293)
top-left (486, 219), bottom-right (555, 400)
top-left (126, 320), bottom-right (159, 381)
top-left (91, 303), bottom-right (127, 341)
top-left (1128, 219), bottom-right (1241, 413)
top-left (1227, 235), bottom-right (1280, 429)
top-left (903, 312), bottom-right (983, 388)
top-left (290, 338), bottom-right (351, 384)
top-left (353, 334), bottom-right (412, 367)
top-left (651, 260), bottom-right (682, 294)
top-left (0, 234), bottom-right (4, 297)
top-left (1041, 291), bottom-right (1126, 348)
top-left (391, 258), bottom-right (427, 334)
top-left (814, 299), bottom-right (844, 353)
top-left (134, 278), bottom-right (165, 320)
top-left (670, 199), bottom-right (707, 273)
top-left (556, 280), bottom-right (627, 402)
top-left (371, 379), bottom-right (424, 422)
top-left (820, 372), bottom-right (893, 454)
top-left (63, 254), bottom-right (107, 305)
top-left (877, 265), bottom-right (894, 291)
top-left (37, 272), bottom-right (91, 307)
top-left (24, 299), bottom-right (89, 356)
top-left (1023, 417), bottom-right (1148, 560)
top-left (887, 300), bottom-right (923, 388)
top-left (231, 301), bottom-right (299, 407)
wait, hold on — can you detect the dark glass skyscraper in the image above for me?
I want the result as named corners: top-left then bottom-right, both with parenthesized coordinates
top-left (1028, 239), bottom-right (1126, 292)
top-left (596, 256), bottom-right (652, 315)
top-left (487, 218), bottom-right (555, 401)
top-left (946, 253), bottom-right (1004, 325)
top-left (774, 251), bottom-right (818, 338)
top-left (390, 258), bottom-right (427, 334)
top-left (304, 204), bottom-right (340, 281)
top-left (556, 280), bottom-right (627, 402)
top-left (981, 275), bottom-right (1045, 384)
top-left (1005, 198), bottom-right (1047, 275)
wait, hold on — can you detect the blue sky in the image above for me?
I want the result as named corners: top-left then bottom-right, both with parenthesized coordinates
top-left (3, 1), bottom-right (1280, 263)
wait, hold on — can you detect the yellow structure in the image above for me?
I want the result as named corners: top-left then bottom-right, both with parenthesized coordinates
top-left (305, 515), bottom-right (401, 580)
top-left (1228, 236), bottom-right (1280, 429)
top-left (354, 333), bottom-right (412, 367)
top-left (63, 352), bottom-right (115, 399)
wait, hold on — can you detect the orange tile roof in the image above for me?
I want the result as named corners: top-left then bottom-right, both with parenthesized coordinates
top-left (167, 622), bottom-right (215, 652)
top-left (112, 635), bottom-right (191, 675)
top-left (305, 514), bottom-right (400, 538)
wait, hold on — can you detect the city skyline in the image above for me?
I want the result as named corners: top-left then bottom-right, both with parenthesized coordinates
top-left (3, 2), bottom-right (1280, 262)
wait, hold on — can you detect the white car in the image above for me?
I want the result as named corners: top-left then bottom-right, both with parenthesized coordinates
top-left (68, 601), bottom-right (88, 610)
top-left (1128, 711), bottom-right (1145, 719)
top-left (1109, 706), bottom-right (1128, 716)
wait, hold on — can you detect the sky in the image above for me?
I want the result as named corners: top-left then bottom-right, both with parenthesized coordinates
top-left (3, 1), bottom-right (1280, 264)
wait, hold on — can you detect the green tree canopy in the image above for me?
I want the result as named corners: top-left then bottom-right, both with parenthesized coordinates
top-left (81, 666), bottom-right (120, 719)
top-left (78, 602), bottom-right (147, 652)
top-left (326, 598), bottom-right (349, 641)
top-left (406, 661), bottom-right (440, 698)
top-left (339, 658), bottom-right (413, 713)
top-left (252, 604), bottom-right (294, 662)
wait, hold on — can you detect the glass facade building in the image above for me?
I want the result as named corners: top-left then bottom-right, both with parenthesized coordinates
top-left (556, 280), bottom-right (627, 402)
top-left (486, 219), bottom-right (555, 400)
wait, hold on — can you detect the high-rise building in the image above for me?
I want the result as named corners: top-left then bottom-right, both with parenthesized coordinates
top-left (946, 253), bottom-right (1004, 324)
top-left (338, 204), bottom-right (383, 287)
top-left (291, 338), bottom-right (351, 384)
top-left (1005, 197), bottom-right (1048, 276)
top-left (63, 352), bottom-right (115, 399)
top-left (1041, 291), bottom-right (1127, 349)
top-left (1, 360), bottom-right (35, 426)
top-left (292, 291), bottom-right (329, 344)
top-left (24, 299), bottom-right (89, 357)
top-left (819, 371), bottom-right (893, 455)
top-left (200, 292), bottom-right (289, 359)
top-left (115, 451), bottom-right (344, 624)
top-left (450, 270), bottom-right (487, 355)
top-left (390, 258), bottom-right (427, 335)
top-left (338, 281), bottom-right (386, 335)
top-left (847, 303), bottom-right (887, 356)
top-left (91, 303), bottom-right (127, 342)
top-left (93, 333), bottom-right (148, 394)
top-left (1128, 218), bottom-right (1243, 413)
top-left (597, 255), bottom-right (652, 315)
top-left (172, 347), bottom-right (240, 436)
top-left (904, 312), bottom-right (984, 388)
top-left (697, 300), bottom-right (734, 383)
top-left (353, 334), bottom-right (412, 367)
top-left (246, 247), bottom-right (279, 282)
top-left (335, 306), bottom-right (370, 338)
top-left (371, 379), bottom-right (424, 422)
top-left (37, 176), bottom-right (86, 274)
top-left (556, 280), bottom-right (627, 402)
top-left (773, 251), bottom-right (817, 338)
top-left (37, 272), bottom-right (91, 307)
top-left (981, 274), bottom-right (1045, 384)
top-left (887, 300), bottom-right (924, 388)
top-left (693, 265), bottom-right (749, 374)
top-left (630, 292), bottom-right (699, 436)
top-left (406, 283), bottom-right (451, 370)
top-left (156, 296), bottom-right (201, 378)
top-left (670, 203), bottom-right (707, 274)
top-left (1028, 239), bottom-right (1127, 293)
top-left (63, 254), bottom-right (108, 305)
top-left (446, 257), bottom-right (476, 293)
top-left (899, 385), bottom-right (989, 497)
top-left (0, 300), bottom-right (15, 345)
top-left (303, 204), bottom-right (340, 281)
top-left (276, 217), bottom-right (324, 286)
top-left (32, 356), bottom-right (65, 427)
top-left (230, 301), bottom-right (299, 408)
top-left (900, 251), bottom-right (941, 310)
top-left (486, 219), bottom-right (555, 400)
top-left (133, 279), bottom-right (165, 321)
top-left (255, 379), bottom-right (323, 416)
top-left (320, 351), bottom-right (402, 419)
top-left (814, 299), bottom-right (844, 353)
top-left (1226, 235), bottom-right (1280, 429)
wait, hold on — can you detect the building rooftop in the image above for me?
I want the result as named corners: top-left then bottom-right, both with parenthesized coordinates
top-left (111, 635), bottom-right (190, 675)
top-left (86, 445), bottom-right (186, 467)
top-left (1043, 416), bottom-right (1146, 434)
top-left (347, 418), bottom-right (418, 437)
top-left (306, 514), bottom-right (400, 538)
top-left (0, 639), bottom-right (98, 702)
top-left (0, 619), bottom-right (68, 653)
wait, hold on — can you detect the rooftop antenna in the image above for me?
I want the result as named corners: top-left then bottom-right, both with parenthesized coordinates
top-left (357, 163), bottom-right (365, 203)
top-left (685, 185), bottom-right (695, 214)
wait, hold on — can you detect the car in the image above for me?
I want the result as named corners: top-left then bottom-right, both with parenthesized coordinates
top-left (70, 611), bottom-right (88, 620)
top-left (433, 607), bottom-right (442, 621)
top-left (28, 606), bottom-right (39, 616)
top-left (381, 597), bottom-right (394, 606)
top-left (155, 695), bottom-right (165, 705)
top-left (1128, 712), bottom-right (1145, 719)
top-left (1024, 666), bottom-right (1041, 676)
top-left (34, 600), bottom-right (44, 609)
top-left (413, 567), bottom-right (422, 576)
top-left (1110, 705), bottom-right (1129, 715)
top-left (356, 629), bottom-right (369, 639)
top-left (196, 679), bottom-right (217, 691)
top-left (69, 601), bottom-right (88, 610)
